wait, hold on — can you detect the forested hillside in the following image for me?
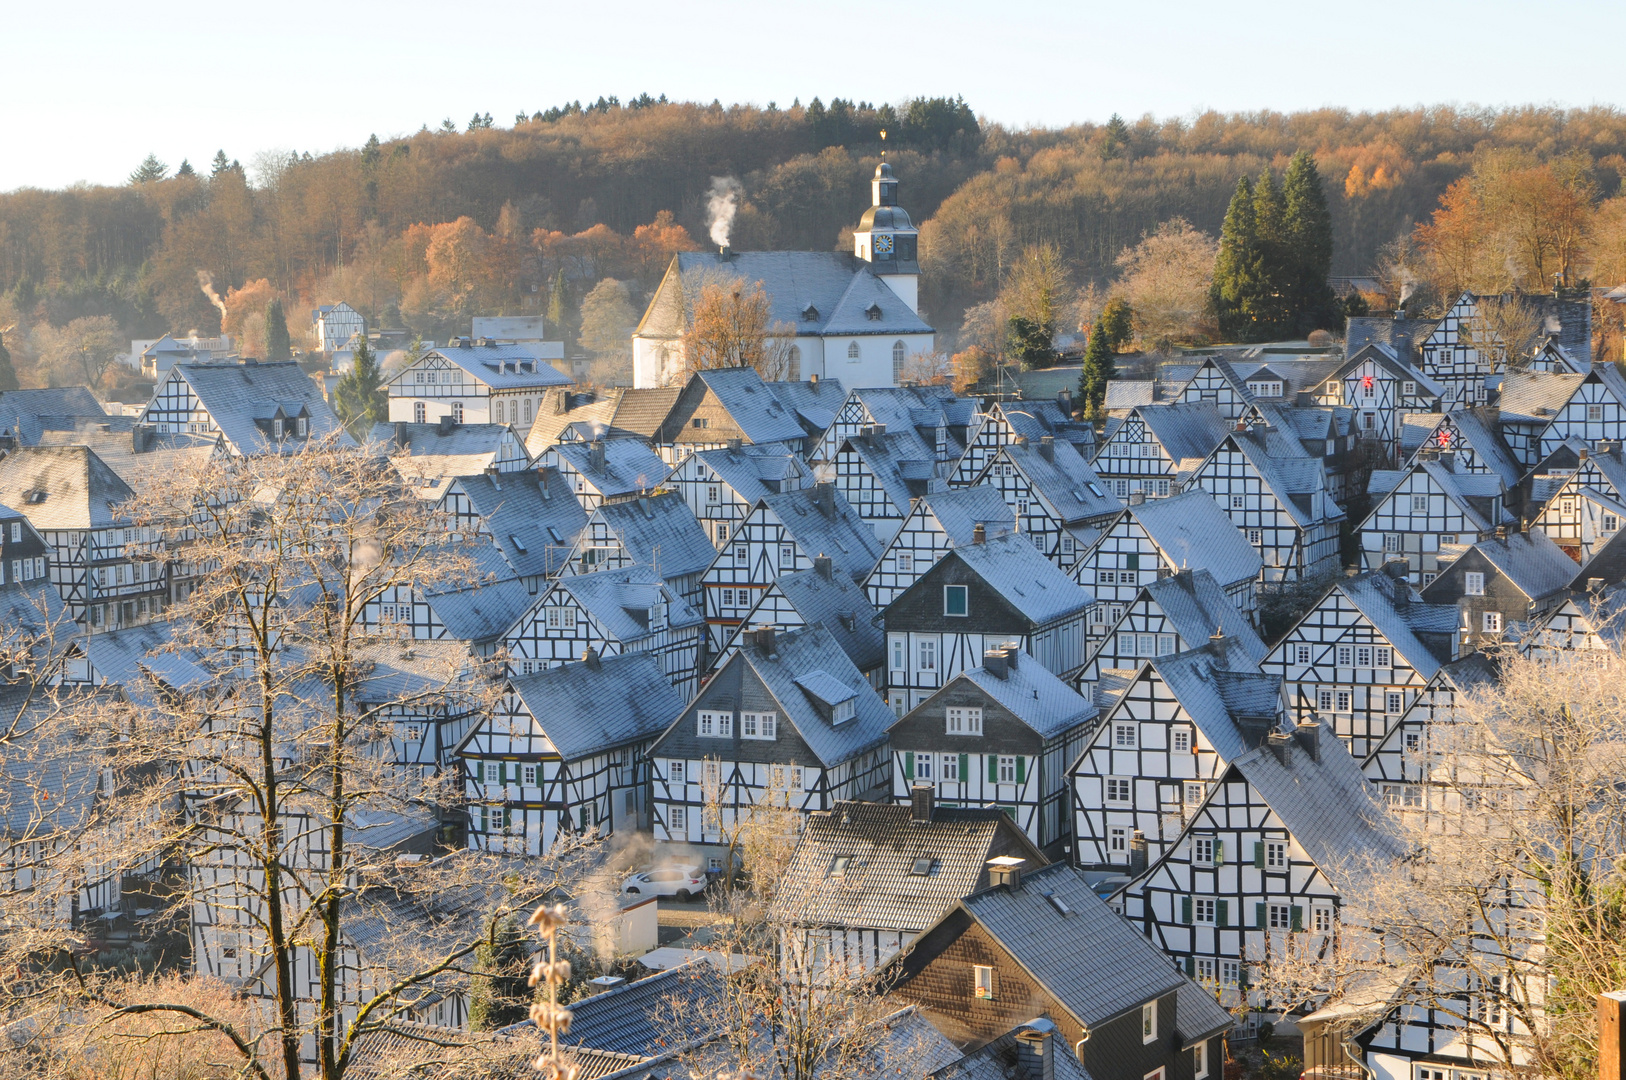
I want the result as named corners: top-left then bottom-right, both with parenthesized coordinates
top-left (4, 97), bottom-right (1626, 389)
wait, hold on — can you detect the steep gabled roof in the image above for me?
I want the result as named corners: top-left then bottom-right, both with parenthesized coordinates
top-left (819, 265), bottom-right (935, 336)
top-left (1344, 317), bottom-right (1436, 366)
top-left (837, 427), bottom-right (941, 511)
top-left (549, 439), bottom-right (671, 499)
top-left (936, 534), bottom-right (1092, 626)
top-left (548, 566), bottom-right (704, 644)
top-left (733, 624), bottom-right (892, 767)
top-left (694, 367), bottom-right (812, 445)
top-left (0, 386), bottom-right (106, 444)
top-left (589, 492), bottom-right (715, 581)
top-left (764, 377), bottom-right (848, 438)
top-left (0, 444), bottom-right (136, 529)
top-left (1497, 370), bottom-right (1586, 422)
top-left (419, 544), bottom-right (536, 646)
top-left (1214, 433), bottom-right (1340, 529)
top-left (1338, 571), bottom-right (1458, 679)
top-left (1335, 344), bottom-right (1445, 398)
top-left (916, 486), bottom-right (1016, 545)
top-left (168, 360), bottom-right (349, 454)
top-left (34, 415), bottom-right (222, 498)
top-left (501, 651), bottom-right (686, 760)
top-left (1399, 410), bottom-right (1524, 491)
top-left (761, 485), bottom-right (885, 584)
top-left (1131, 402), bottom-right (1233, 464)
top-left (1127, 491), bottom-right (1263, 588)
top-left (775, 800), bottom-right (1046, 934)
top-left (1465, 529), bottom-right (1577, 602)
top-left (1138, 647), bottom-right (1282, 762)
top-left (954, 652), bottom-right (1096, 738)
top-left (997, 440), bottom-right (1120, 525)
top-left (772, 564), bottom-right (885, 673)
top-left (440, 468), bottom-right (587, 581)
top-left (693, 442), bottom-right (809, 503)
top-left (1142, 569), bottom-right (1268, 664)
top-left (405, 342), bottom-right (569, 390)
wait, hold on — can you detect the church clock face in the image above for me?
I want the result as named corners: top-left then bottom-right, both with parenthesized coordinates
top-left (872, 233), bottom-right (894, 255)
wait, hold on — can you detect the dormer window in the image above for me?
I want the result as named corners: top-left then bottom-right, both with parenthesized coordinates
top-left (802, 304), bottom-right (819, 322)
top-left (865, 303), bottom-right (883, 322)
top-left (296, 416), bottom-right (308, 437)
top-left (273, 418), bottom-right (284, 439)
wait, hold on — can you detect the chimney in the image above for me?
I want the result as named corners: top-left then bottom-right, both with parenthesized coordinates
top-left (1267, 731), bottom-right (1292, 766)
top-left (1129, 829), bottom-right (1149, 875)
top-left (589, 438), bottom-right (606, 473)
top-left (972, 522), bottom-right (986, 544)
top-left (1057, 389), bottom-right (1072, 413)
top-left (1013, 1020), bottom-right (1057, 1080)
top-left (1579, 446), bottom-right (1589, 463)
top-left (910, 782), bottom-right (935, 823)
top-left (581, 647), bottom-right (602, 671)
top-left (1384, 558), bottom-right (1410, 581)
top-left (986, 857), bottom-right (1025, 891)
top-left (813, 481), bottom-right (835, 519)
top-left (1013, 434), bottom-right (1029, 448)
top-left (587, 975), bottom-right (626, 995)
top-left (810, 373), bottom-right (820, 391)
top-left (982, 647), bottom-right (1009, 680)
top-left (718, 245), bottom-right (732, 261)
top-left (1002, 643), bottom-right (1020, 670)
top-left (814, 554), bottom-right (833, 580)
top-left (1589, 577), bottom-right (1605, 594)
top-left (754, 624), bottom-right (777, 657)
top-left (1495, 526), bottom-right (1507, 541)
top-left (1129, 490), bottom-right (1145, 506)
top-left (1038, 435), bottom-right (1054, 463)
top-left (727, 437), bottom-right (742, 453)
top-left (437, 414), bottom-right (456, 435)
top-left (394, 421), bottom-right (408, 446)
top-left (130, 423), bottom-right (152, 453)
top-left (1294, 721), bottom-right (1321, 762)
top-left (1439, 451), bottom-right (1456, 472)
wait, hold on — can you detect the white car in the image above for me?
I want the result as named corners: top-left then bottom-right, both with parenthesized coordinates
top-left (620, 865), bottom-right (707, 901)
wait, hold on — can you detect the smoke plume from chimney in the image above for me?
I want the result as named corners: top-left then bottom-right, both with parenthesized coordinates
top-left (707, 176), bottom-right (742, 248)
top-left (196, 270), bottom-right (228, 322)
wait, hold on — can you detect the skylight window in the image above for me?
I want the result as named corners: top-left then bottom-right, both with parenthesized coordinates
top-left (830, 855), bottom-right (855, 877)
top-left (1087, 483), bottom-right (1104, 498)
top-left (547, 526), bottom-right (563, 543)
top-left (911, 857), bottom-right (934, 876)
top-left (509, 535), bottom-right (528, 554)
top-left (1045, 892), bottom-right (1071, 916)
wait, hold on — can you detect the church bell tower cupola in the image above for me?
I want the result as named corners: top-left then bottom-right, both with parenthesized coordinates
top-left (853, 136), bottom-right (921, 313)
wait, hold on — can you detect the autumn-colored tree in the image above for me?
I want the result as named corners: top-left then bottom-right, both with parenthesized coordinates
top-left (680, 280), bottom-right (795, 380)
top-left (33, 315), bottom-right (122, 387)
top-left (221, 278), bottom-right (277, 356)
top-left (1114, 217), bottom-right (1217, 350)
top-left (950, 345), bottom-right (995, 394)
top-left (579, 277), bottom-right (638, 385)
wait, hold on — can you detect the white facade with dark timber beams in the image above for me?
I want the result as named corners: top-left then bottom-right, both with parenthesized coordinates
top-left (386, 339), bottom-right (569, 427)
top-left (1188, 432), bottom-right (1343, 584)
top-left (1416, 293), bottom-right (1503, 410)
top-left (864, 487), bottom-right (1014, 611)
top-left (667, 441), bottom-right (808, 550)
top-left (948, 399), bottom-right (1093, 488)
top-left (1074, 570), bottom-right (1269, 694)
top-left (1358, 458), bottom-right (1507, 585)
top-left (1088, 402), bottom-right (1230, 501)
top-left (1529, 446), bottom-right (1626, 561)
top-left (971, 437), bottom-right (1121, 571)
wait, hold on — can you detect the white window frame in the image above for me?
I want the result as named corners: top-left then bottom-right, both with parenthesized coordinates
top-left (946, 706), bottom-right (983, 735)
top-left (1113, 722), bottom-right (1137, 748)
top-left (1141, 1000), bottom-right (1158, 1044)
top-left (741, 711), bottom-right (777, 740)
top-left (1106, 777), bottom-right (1132, 804)
top-left (1265, 841), bottom-right (1288, 868)
top-left (1465, 571), bottom-right (1485, 596)
top-left (973, 964), bottom-right (994, 1000)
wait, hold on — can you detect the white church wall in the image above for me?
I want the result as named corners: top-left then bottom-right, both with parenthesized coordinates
top-left (878, 274), bottom-right (919, 316)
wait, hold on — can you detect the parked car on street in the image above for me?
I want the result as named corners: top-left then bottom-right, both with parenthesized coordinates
top-left (620, 864), bottom-right (707, 901)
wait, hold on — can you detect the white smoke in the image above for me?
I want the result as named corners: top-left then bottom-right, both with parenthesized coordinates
top-left (196, 270), bottom-right (228, 321)
top-left (707, 176), bottom-right (742, 248)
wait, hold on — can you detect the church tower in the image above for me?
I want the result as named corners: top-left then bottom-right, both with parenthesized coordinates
top-left (852, 149), bottom-right (921, 315)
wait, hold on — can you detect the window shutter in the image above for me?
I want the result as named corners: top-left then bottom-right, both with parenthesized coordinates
top-left (988, 756), bottom-right (999, 783)
top-left (1216, 900), bottom-right (1228, 927)
top-left (1255, 902), bottom-right (1267, 928)
top-left (903, 752), bottom-right (914, 780)
top-left (1253, 842), bottom-right (1265, 868)
top-left (959, 753), bottom-right (969, 781)
top-left (1125, 552), bottom-right (1139, 571)
top-left (1184, 956), bottom-right (1195, 976)
top-left (1181, 896), bottom-right (1193, 924)
top-left (1238, 964), bottom-right (1250, 989)
top-left (1291, 905), bottom-right (1304, 932)
top-left (1214, 840), bottom-right (1225, 865)
top-left (1015, 756), bottom-right (1026, 784)
top-left (499, 762), bottom-right (508, 785)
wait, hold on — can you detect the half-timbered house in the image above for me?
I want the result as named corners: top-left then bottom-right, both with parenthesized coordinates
top-left (459, 649), bottom-right (685, 855)
top-left (362, 543), bottom-right (535, 656)
top-left (1071, 641), bottom-right (1284, 870)
top-left (1073, 490), bottom-right (1263, 638)
top-left (700, 481), bottom-right (883, 653)
top-left (1188, 431), bottom-right (1344, 583)
top-left (1531, 361), bottom-right (1626, 462)
top-left (1528, 580), bottom-right (1625, 657)
top-left (434, 467), bottom-right (586, 590)
top-left (1422, 529), bottom-right (1577, 649)
top-left (865, 487), bottom-right (1014, 611)
top-left (828, 425), bottom-right (942, 544)
top-left (1177, 356), bottom-right (1258, 421)
top-left (0, 446), bottom-right (167, 632)
top-left (1415, 293), bottom-right (1504, 410)
top-left (763, 375), bottom-right (849, 446)
top-left (889, 645), bottom-right (1095, 856)
top-left (1496, 371), bottom-right (1587, 469)
top-left (882, 531), bottom-right (1092, 715)
top-left (1321, 345), bottom-right (1443, 454)
top-left (1526, 337), bottom-right (1589, 374)
top-left (667, 440), bottom-right (808, 550)
top-left (536, 437), bottom-right (671, 512)
top-left (1260, 563), bottom-right (1460, 758)
top-left (1076, 569), bottom-right (1269, 693)
top-left (1528, 443), bottom-right (1626, 560)
top-left (889, 860), bottom-right (1234, 1079)
top-left (0, 386), bottom-right (107, 446)
top-left (560, 489), bottom-right (714, 609)
top-left (501, 565), bottom-right (706, 698)
top-left (1115, 722), bottom-right (1407, 1023)
top-left (1358, 458), bottom-right (1509, 584)
top-left (948, 398), bottom-right (1093, 487)
top-left (973, 437), bottom-right (1121, 570)
top-left (648, 624), bottom-right (893, 864)
top-left (34, 414), bottom-right (225, 492)
top-left (1359, 652), bottom-right (1505, 811)
top-left (657, 366), bottom-right (815, 462)
top-left (1398, 410), bottom-right (1524, 499)
top-left (0, 500), bottom-right (56, 611)
top-left (717, 555), bottom-right (884, 685)
top-left (811, 385), bottom-right (976, 465)
top-left (385, 338), bottom-right (569, 427)
top-left (369, 419), bottom-right (531, 498)
top-left (772, 792), bottom-right (1045, 971)
top-left (349, 638), bottom-right (482, 777)
top-left (1088, 402), bottom-right (1231, 501)
top-left (139, 359), bottom-right (349, 455)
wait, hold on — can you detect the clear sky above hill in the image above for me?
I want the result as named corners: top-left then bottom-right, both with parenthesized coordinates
top-left (5, 0), bottom-right (1623, 191)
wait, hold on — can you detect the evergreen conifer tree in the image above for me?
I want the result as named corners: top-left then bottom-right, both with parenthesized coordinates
top-left (332, 336), bottom-right (388, 437)
top-left (128, 154), bottom-right (168, 185)
top-left (1210, 176), bottom-right (1271, 342)
top-left (1077, 314), bottom-right (1116, 417)
top-left (175, 159), bottom-right (196, 178)
top-left (265, 299), bottom-right (292, 362)
top-left (1281, 151), bottom-right (1341, 335)
top-left (546, 269), bottom-right (570, 346)
top-left (1251, 168), bottom-right (1289, 336)
top-left (210, 150), bottom-right (231, 177)
top-left (1100, 297), bottom-right (1134, 350)
top-left (0, 331), bottom-right (18, 392)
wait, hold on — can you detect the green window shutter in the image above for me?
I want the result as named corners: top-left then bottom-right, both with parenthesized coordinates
top-left (1239, 964), bottom-right (1250, 989)
top-left (1216, 899), bottom-right (1228, 927)
top-left (499, 762), bottom-right (508, 785)
top-left (1255, 902), bottom-right (1267, 928)
top-left (1126, 552), bottom-right (1140, 571)
top-left (959, 753), bottom-right (969, 781)
top-left (1184, 956), bottom-right (1195, 976)
top-left (988, 756), bottom-right (999, 783)
top-left (1253, 842), bottom-right (1265, 868)
top-left (1015, 756), bottom-right (1026, 784)
top-left (1291, 905), bottom-right (1304, 932)
top-left (1214, 840), bottom-right (1225, 865)
top-left (1181, 896), bottom-right (1193, 924)
top-left (903, 752), bottom-right (914, 780)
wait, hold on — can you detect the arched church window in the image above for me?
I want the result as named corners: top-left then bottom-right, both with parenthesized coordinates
top-left (787, 345), bottom-right (801, 380)
top-left (892, 340), bottom-right (906, 381)
top-left (847, 342), bottom-right (861, 360)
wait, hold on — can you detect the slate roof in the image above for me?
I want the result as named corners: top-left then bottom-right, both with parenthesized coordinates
top-left (994, 400), bottom-right (1094, 449)
top-left (1229, 722), bottom-right (1408, 890)
top-left (926, 1023), bottom-right (1096, 1080)
top-left (589, 492), bottom-right (715, 582)
top-left (77, 619), bottom-right (210, 694)
top-left (761, 485), bottom-right (885, 584)
top-left (0, 684), bottom-right (113, 839)
top-left (1134, 647), bottom-right (1283, 763)
top-left (1398, 410), bottom-right (1524, 490)
top-left (500, 651), bottom-right (686, 760)
top-left (561, 960), bottom-right (729, 1056)
top-left (695, 367), bottom-right (810, 445)
top-left (1345, 318), bottom-right (1436, 367)
top-left (547, 566), bottom-right (704, 644)
top-left (165, 360), bottom-right (350, 454)
top-left (1338, 571), bottom-right (1459, 679)
top-left (775, 800), bottom-right (1046, 934)
top-left (1141, 569), bottom-right (1268, 662)
top-left (33, 415), bottom-right (222, 497)
top-left (939, 533), bottom-right (1092, 626)
top-left (550, 439), bottom-right (672, 500)
top-left (1497, 371), bottom-right (1586, 422)
top-left (917, 487), bottom-right (1016, 545)
top-left (1228, 356), bottom-right (1346, 397)
top-left (420, 544), bottom-right (537, 646)
top-left (408, 342), bottom-right (570, 389)
top-left (955, 651), bottom-right (1097, 739)
top-left (832, 387), bottom-right (970, 442)
top-left (729, 624), bottom-right (892, 767)
top-left (764, 377), bottom-right (847, 438)
top-left (954, 862), bottom-right (1213, 1033)
top-left (369, 421), bottom-right (527, 493)
top-left (1335, 344), bottom-right (1445, 400)
top-left (1526, 295), bottom-right (1592, 365)
top-left (692, 442), bottom-right (809, 504)
top-left (1125, 490), bottom-right (1263, 588)
top-left (771, 564), bottom-right (886, 673)
top-left (1467, 529), bottom-right (1578, 602)
top-left (1219, 433), bottom-right (1340, 529)
top-left (0, 444), bottom-right (136, 529)
top-left (441, 468), bottom-right (587, 580)
top-left (998, 440), bottom-right (1120, 525)
top-left (1130, 403), bottom-right (1233, 466)
top-left (524, 393), bottom-right (634, 455)
top-left (606, 387), bottom-right (685, 439)
top-left (839, 427), bottom-right (941, 511)
top-left (0, 387), bottom-right (106, 444)
top-left (1104, 379), bottom-right (1158, 411)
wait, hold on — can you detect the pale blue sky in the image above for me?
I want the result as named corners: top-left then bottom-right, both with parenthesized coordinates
top-left (6, 0), bottom-right (1623, 191)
